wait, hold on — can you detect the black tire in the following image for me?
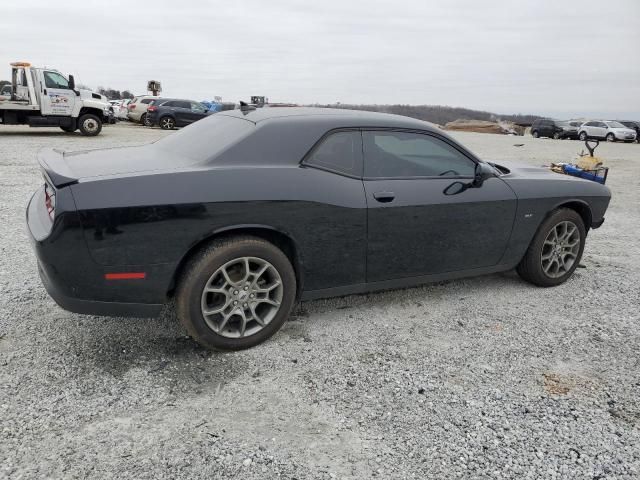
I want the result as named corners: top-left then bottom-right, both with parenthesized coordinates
top-left (517, 208), bottom-right (586, 287)
top-left (553, 132), bottom-right (561, 140)
top-left (579, 131), bottom-right (588, 141)
top-left (176, 236), bottom-right (297, 351)
top-left (60, 125), bottom-right (76, 133)
top-left (532, 130), bottom-right (539, 138)
top-left (140, 113), bottom-right (147, 125)
top-left (77, 114), bottom-right (102, 136)
top-left (143, 114), bottom-right (153, 127)
top-left (606, 133), bottom-right (615, 142)
top-left (159, 116), bottom-right (176, 130)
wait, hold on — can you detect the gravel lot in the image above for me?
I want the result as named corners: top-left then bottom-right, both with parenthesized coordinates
top-left (1, 123), bottom-right (639, 479)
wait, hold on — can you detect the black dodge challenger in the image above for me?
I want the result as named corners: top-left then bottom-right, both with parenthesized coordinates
top-left (27, 107), bottom-right (611, 350)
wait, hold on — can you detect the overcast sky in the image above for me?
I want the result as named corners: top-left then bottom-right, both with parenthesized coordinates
top-left (2, 0), bottom-right (638, 118)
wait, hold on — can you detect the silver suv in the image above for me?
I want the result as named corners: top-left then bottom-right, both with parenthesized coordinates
top-left (578, 120), bottom-right (637, 143)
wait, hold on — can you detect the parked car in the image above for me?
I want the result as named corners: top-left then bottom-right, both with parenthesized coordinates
top-left (619, 120), bottom-right (640, 142)
top-left (127, 95), bottom-right (160, 125)
top-left (530, 119), bottom-right (578, 139)
top-left (146, 98), bottom-right (211, 129)
top-left (28, 108), bottom-right (610, 351)
top-left (578, 121), bottom-right (637, 142)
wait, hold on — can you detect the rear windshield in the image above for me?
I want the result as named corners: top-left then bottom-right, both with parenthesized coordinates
top-left (153, 114), bottom-right (253, 162)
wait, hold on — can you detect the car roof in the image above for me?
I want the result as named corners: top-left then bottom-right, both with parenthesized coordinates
top-left (218, 107), bottom-right (439, 131)
top-left (154, 98), bottom-right (197, 104)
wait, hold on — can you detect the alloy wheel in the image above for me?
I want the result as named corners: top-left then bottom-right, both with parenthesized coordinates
top-left (161, 118), bottom-right (175, 129)
top-left (200, 257), bottom-right (283, 338)
top-left (540, 221), bottom-right (581, 278)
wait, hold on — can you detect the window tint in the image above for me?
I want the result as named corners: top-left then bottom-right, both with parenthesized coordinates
top-left (174, 101), bottom-right (191, 109)
top-left (191, 102), bottom-right (206, 113)
top-left (363, 131), bottom-right (476, 178)
top-left (141, 98), bottom-right (154, 104)
top-left (43, 71), bottom-right (70, 89)
top-left (161, 100), bottom-right (176, 107)
top-left (305, 131), bottom-right (362, 176)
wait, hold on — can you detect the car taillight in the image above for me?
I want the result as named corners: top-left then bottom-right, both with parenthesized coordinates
top-left (44, 182), bottom-right (55, 220)
top-left (148, 106), bottom-right (157, 112)
top-left (129, 104), bottom-right (136, 110)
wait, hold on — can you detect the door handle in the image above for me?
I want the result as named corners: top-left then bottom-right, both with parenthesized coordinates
top-left (373, 191), bottom-right (395, 203)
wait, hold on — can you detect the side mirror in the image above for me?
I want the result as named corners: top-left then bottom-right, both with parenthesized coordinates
top-left (68, 74), bottom-right (75, 90)
top-left (473, 162), bottom-right (495, 187)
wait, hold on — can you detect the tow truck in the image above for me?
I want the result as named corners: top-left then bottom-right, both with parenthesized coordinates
top-left (0, 62), bottom-right (111, 136)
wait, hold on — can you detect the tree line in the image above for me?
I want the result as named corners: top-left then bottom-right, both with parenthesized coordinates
top-left (315, 103), bottom-right (540, 126)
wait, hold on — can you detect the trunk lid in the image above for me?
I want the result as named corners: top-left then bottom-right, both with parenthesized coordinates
top-left (37, 145), bottom-right (195, 187)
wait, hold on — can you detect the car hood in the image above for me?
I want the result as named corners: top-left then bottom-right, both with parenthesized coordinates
top-left (492, 160), bottom-right (611, 198)
top-left (38, 145), bottom-right (201, 187)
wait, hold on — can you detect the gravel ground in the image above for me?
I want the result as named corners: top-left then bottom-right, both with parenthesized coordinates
top-left (1, 123), bottom-right (639, 479)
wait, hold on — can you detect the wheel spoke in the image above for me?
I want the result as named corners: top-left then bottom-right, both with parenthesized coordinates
top-left (238, 308), bottom-right (248, 337)
top-left (255, 281), bottom-right (281, 294)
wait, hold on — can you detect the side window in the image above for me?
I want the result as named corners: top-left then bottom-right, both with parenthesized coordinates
top-left (140, 98), bottom-right (154, 104)
top-left (175, 101), bottom-right (191, 109)
top-left (191, 102), bottom-right (206, 113)
top-left (363, 131), bottom-right (476, 178)
top-left (43, 71), bottom-right (70, 89)
top-left (305, 130), bottom-right (362, 177)
top-left (161, 101), bottom-right (175, 107)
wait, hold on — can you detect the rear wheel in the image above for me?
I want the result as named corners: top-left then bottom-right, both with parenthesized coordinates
top-left (517, 208), bottom-right (586, 287)
top-left (532, 130), bottom-right (539, 138)
top-left (160, 116), bottom-right (176, 130)
top-left (143, 114), bottom-right (153, 127)
top-left (78, 114), bottom-right (102, 136)
top-left (553, 132), bottom-right (561, 139)
top-left (176, 236), bottom-right (297, 350)
top-left (579, 131), bottom-right (588, 141)
top-left (140, 113), bottom-right (147, 126)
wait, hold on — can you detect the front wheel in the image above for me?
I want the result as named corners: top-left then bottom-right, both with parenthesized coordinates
top-left (553, 132), bottom-right (561, 139)
top-left (579, 132), bottom-right (588, 141)
top-left (159, 116), bottom-right (176, 130)
top-left (532, 130), bottom-right (539, 138)
top-left (78, 114), bottom-right (102, 136)
top-left (517, 208), bottom-right (586, 287)
top-left (606, 133), bottom-right (616, 142)
top-left (176, 236), bottom-right (297, 350)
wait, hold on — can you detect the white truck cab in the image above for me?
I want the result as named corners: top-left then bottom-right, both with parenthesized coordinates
top-left (0, 62), bottom-right (111, 136)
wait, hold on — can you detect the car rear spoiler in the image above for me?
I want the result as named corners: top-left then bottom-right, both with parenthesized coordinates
top-left (38, 148), bottom-right (78, 188)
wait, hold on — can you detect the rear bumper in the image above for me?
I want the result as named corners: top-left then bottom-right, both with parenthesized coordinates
top-left (27, 187), bottom-right (165, 319)
top-left (37, 261), bottom-right (162, 317)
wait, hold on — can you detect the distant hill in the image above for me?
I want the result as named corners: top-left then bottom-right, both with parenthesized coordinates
top-left (312, 103), bottom-right (540, 126)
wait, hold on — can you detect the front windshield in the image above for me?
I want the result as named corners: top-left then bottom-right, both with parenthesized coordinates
top-left (605, 121), bottom-right (625, 128)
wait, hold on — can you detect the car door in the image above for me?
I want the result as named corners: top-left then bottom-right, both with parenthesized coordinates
top-left (169, 101), bottom-right (191, 126)
top-left (188, 101), bottom-right (209, 123)
top-left (40, 70), bottom-right (76, 116)
top-left (363, 130), bottom-right (517, 282)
